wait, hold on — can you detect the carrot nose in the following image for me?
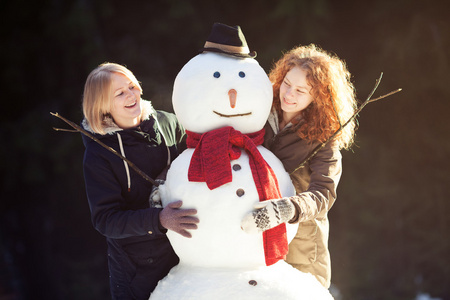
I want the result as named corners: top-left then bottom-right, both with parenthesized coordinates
top-left (228, 89), bottom-right (237, 108)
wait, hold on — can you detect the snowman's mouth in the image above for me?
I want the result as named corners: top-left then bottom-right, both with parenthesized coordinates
top-left (213, 111), bottom-right (252, 118)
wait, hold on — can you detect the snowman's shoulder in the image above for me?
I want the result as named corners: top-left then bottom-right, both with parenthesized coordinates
top-left (257, 145), bottom-right (279, 160)
top-left (257, 145), bottom-right (287, 172)
top-left (170, 149), bottom-right (195, 169)
top-left (165, 149), bottom-right (194, 185)
top-left (178, 148), bottom-right (194, 157)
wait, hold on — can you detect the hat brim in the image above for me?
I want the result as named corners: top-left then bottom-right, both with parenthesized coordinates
top-left (199, 47), bottom-right (257, 58)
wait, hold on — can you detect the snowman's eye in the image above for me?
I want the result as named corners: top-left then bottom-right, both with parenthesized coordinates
top-left (213, 71), bottom-right (221, 78)
top-left (239, 71), bottom-right (246, 78)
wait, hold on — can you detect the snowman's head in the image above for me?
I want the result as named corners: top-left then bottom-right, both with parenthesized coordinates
top-left (173, 52), bottom-right (273, 134)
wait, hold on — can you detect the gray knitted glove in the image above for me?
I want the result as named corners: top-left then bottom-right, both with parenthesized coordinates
top-left (159, 200), bottom-right (199, 238)
top-left (241, 198), bottom-right (295, 234)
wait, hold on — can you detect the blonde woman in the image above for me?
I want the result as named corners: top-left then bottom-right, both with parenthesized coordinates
top-left (242, 44), bottom-right (357, 288)
top-left (82, 63), bottom-right (198, 299)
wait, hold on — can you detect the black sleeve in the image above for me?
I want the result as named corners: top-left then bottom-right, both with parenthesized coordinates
top-left (83, 144), bottom-right (166, 238)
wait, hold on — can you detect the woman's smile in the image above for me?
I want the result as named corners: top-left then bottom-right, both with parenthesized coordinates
top-left (125, 101), bottom-right (137, 108)
top-left (282, 97), bottom-right (296, 106)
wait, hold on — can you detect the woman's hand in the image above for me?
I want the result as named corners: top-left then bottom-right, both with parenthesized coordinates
top-left (241, 198), bottom-right (295, 234)
top-left (159, 200), bottom-right (199, 238)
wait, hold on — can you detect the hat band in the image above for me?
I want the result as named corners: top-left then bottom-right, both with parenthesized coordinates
top-left (204, 41), bottom-right (250, 55)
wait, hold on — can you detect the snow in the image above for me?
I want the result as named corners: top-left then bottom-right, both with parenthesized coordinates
top-left (150, 261), bottom-right (332, 300)
top-left (150, 52), bottom-right (333, 299)
top-left (160, 146), bottom-right (297, 269)
top-left (172, 52), bottom-right (273, 134)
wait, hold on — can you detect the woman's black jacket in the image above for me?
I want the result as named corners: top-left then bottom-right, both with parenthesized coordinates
top-left (81, 100), bottom-right (185, 298)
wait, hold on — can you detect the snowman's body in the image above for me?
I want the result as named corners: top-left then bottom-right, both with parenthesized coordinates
top-left (150, 52), bottom-right (333, 299)
top-left (162, 145), bottom-right (296, 269)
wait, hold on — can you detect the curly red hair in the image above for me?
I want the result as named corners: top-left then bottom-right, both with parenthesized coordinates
top-left (270, 44), bottom-right (357, 150)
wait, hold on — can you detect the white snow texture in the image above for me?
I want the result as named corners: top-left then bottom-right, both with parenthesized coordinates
top-left (150, 52), bottom-right (333, 300)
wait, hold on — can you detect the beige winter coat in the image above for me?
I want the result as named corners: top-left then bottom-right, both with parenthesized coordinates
top-left (263, 111), bottom-right (342, 288)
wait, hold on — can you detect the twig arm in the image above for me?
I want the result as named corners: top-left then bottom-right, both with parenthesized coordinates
top-left (368, 88), bottom-right (402, 103)
top-left (50, 112), bottom-right (159, 186)
top-left (290, 73), bottom-right (401, 174)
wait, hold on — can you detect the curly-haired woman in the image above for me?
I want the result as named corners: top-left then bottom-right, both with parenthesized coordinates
top-left (242, 44), bottom-right (357, 288)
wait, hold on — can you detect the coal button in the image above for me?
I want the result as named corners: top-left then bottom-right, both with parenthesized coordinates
top-left (232, 164), bottom-right (241, 171)
top-left (236, 189), bottom-right (245, 197)
top-left (249, 280), bottom-right (257, 286)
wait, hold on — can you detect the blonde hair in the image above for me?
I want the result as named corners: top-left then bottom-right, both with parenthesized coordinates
top-left (270, 44), bottom-right (357, 150)
top-left (82, 62), bottom-right (142, 134)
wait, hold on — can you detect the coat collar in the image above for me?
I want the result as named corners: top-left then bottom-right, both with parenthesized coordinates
top-left (268, 108), bottom-right (304, 135)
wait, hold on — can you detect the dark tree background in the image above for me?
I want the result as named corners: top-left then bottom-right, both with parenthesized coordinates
top-left (1, 0), bottom-right (449, 299)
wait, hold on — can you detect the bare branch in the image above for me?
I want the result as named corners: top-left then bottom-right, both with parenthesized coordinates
top-left (368, 88), bottom-right (402, 103)
top-left (213, 111), bottom-right (252, 117)
top-left (290, 73), bottom-right (401, 175)
top-left (50, 112), bottom-right (159, 186)
top-left (53, 127), bottom-right (79, 133)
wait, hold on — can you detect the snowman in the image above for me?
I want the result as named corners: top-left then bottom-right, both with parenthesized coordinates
top-left (150, 23), bottom-right (333, 300)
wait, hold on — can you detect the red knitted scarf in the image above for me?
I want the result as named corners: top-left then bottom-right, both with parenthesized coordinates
top-left (186, 126), bottom-right (288, 266)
